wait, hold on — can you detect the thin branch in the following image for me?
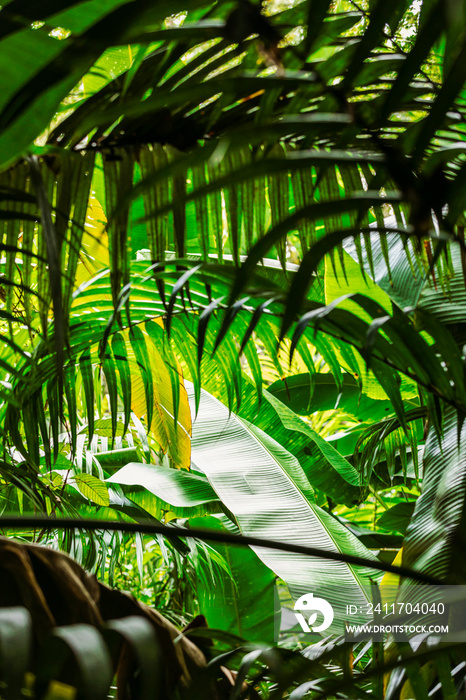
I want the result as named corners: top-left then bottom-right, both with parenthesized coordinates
top-left (0, 515), bottom-right (441, 585)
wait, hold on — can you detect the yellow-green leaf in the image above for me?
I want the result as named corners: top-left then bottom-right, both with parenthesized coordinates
top-left (73, 473), bottom-right (110, 506)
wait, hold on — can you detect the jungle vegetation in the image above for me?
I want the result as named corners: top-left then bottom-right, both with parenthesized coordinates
top-left (0, 0), bottom-right (466, 697)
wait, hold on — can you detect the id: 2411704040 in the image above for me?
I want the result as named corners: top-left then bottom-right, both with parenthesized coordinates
top-left (346, 602), bottom-right (445, 616)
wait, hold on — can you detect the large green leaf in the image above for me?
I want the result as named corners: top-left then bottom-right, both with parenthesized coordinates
top-left (403, 407), bottom-right (466, 582)
top-left (107, 462), bottom-right (223, 517)
top-left (268, 372), bottom-right (395, 421)
top-left (187, 514), bottom-right (278, 642)
top-left (0, 27), bottom-right (77, 167)
top-left (263, 390), bottom-right (361, 491)
top-left (187, 383), bottom-right (381, 622)
top-left (203, 373), bottom-right (363, 505)
top-left (377, 501), bottom-right (416, 535)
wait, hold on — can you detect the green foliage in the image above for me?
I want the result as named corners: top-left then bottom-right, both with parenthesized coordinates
top-left (1, 0), bottom-right (466, 696)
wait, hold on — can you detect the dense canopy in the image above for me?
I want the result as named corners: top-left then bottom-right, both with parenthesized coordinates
top-left (1, 0), bottom-right (466, 697)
